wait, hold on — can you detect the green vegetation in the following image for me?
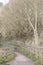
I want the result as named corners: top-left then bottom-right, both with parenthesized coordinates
top-left (0, 52), bottom-right (16, 64)
top-left (14, 44), bottom-right (43, 65)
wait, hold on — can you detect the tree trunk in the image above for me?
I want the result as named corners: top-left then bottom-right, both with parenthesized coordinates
top-left (34, 1), bottom-right (39, 46)
top-left (34, 28), bottom-right (39, 46)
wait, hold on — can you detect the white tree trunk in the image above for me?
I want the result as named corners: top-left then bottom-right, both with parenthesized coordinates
top-left (34, 1), bottom-right (39, 46)
top-left (26, 0), bottom-right (39, 46)
top-left (34, 29), bottom-right (39, 46)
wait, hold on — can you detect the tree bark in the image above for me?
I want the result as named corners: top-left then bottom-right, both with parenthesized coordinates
top-left (34, 1), bottom-right (39, 46)
top-left (34, 29), bottom-right (39, 46)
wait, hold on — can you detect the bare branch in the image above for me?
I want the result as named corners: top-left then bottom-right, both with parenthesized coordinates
top-left (27, 15), bottom-right (34, 30)
top-left (23, 1), bottom-right (34, 31)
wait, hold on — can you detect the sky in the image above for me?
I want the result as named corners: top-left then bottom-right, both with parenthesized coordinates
top-left (0, 0), bottom-right (9, 5)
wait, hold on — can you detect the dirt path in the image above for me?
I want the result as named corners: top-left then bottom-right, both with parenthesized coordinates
top-left (4, 51), bottom-right (35, 65)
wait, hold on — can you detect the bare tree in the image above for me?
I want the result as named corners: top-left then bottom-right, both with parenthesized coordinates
top-left (15, 0), bottom-right (40, 46)
top-left (0, 0), bottom-right (43, 45)
top-left (25, 0), bottom-right (40, 46)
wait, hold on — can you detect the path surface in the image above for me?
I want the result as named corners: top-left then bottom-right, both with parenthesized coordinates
top-left (4, 51), bottom-right (35, 65)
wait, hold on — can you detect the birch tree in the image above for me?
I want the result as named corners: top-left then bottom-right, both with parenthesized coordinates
top-left (14, 0), bottom-right (40, 46)
top-left (24, 0), bottom-right (39, 46)
top-left (1, 0), bottom-right (42, 45)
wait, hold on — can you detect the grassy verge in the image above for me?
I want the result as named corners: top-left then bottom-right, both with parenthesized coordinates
top-left (14, 44), bottom-right (43, 65)
top-left (0, 52), bottom-right (16, 64)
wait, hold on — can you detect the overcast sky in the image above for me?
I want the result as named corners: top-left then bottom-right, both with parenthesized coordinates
top-left (0, 0), bottom-right (9, 5)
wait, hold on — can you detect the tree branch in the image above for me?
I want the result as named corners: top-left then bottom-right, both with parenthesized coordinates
top-left (23, 1), bottom-right (34, 31)
top-left (27, 15), bottom-right (34, 31)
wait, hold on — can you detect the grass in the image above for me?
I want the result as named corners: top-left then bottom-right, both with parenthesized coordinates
top-left (14, 44), bottom-right (43, 65)
top-left (0, 52), bottom-right (16, 64)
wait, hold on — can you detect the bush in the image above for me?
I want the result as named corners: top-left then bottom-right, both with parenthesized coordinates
top-left (0, 52), bottom-right (16, 64)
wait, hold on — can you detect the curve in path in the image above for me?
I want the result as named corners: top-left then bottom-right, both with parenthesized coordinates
top-left (5, 51), bottom-right (35, 65)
